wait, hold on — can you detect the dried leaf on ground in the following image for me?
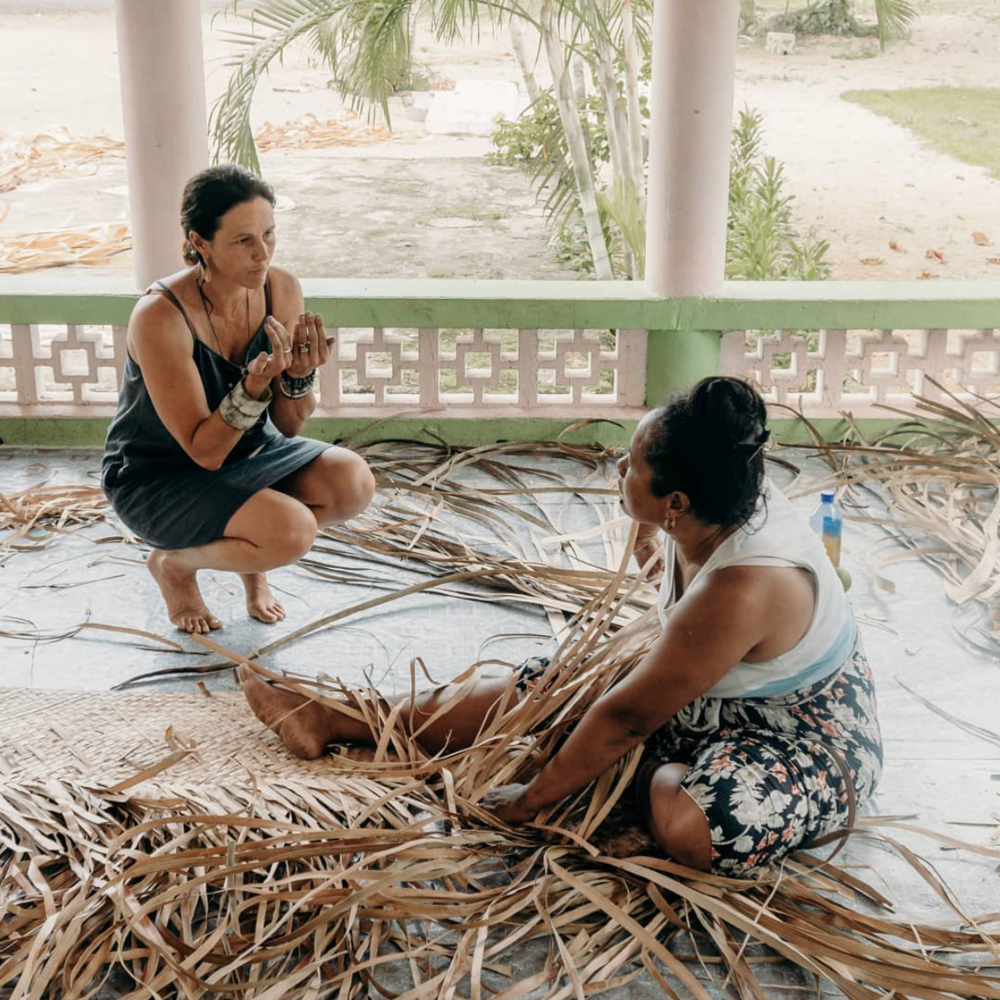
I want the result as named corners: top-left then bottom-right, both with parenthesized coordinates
top-left (888, 240), bottom-right (906, 252)
top-left (0, 223), bottom-right (130, 274)
top-left (0, 127), bottom-right (124, 193)
top-left (925, 248), bottom-right (946, 262)
top-left (255, 112), bottom-right (394, 152)
top-left (859, 257), bottom-right (885, 265)
top-left (972, 231), bottom-right (992, 246)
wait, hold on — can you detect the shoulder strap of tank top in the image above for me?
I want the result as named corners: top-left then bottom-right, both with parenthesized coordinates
top-left (150, 281), bottom-right (199, 342)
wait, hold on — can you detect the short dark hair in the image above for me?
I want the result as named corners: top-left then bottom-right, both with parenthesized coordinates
top-left (643, 376), bottom-right (770, 528)
top-left (180, 164), bottom-right (276, 265)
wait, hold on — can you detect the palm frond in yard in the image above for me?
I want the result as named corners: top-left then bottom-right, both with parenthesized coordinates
top-left (0, 224), bottom-right (131, 274)
top-left (875, 0), bottom-right (918, 49)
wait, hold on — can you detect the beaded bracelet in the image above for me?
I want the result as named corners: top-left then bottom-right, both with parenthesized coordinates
top-left (279, 369), bottom-right (317, 400)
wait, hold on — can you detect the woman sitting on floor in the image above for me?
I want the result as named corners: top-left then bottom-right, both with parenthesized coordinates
top-left (241, 377), bottom-right (882, 875)
top-left (102, 165), bottom-right (375, 634)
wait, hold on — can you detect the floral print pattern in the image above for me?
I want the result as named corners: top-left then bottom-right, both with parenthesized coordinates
top-left (517, 643), bottom-right (882, 876)
top-left (647, 642), bottom-right (882, 875)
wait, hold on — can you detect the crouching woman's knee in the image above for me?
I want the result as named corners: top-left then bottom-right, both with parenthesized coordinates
top-left (333, 454), bottom-right (376, 522)
top-left (278, 501), bottom-right (318, 563)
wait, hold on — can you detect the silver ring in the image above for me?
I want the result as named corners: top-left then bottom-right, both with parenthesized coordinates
top-left (283, 347), bottom-right (292, 354)
top-left (298, 343), bottom-right (311, 353)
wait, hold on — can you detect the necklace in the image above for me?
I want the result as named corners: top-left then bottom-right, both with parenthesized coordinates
top-left (197, 281), bottom-right (250, 363)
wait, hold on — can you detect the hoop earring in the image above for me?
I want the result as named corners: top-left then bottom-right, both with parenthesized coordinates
top-left (663, 513), bottom-right (677, 532)
top-left (200, 258), bottom-right (212, 284)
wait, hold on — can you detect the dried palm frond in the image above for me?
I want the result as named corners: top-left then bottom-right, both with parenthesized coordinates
top-left (787, 379), bottom-right (1000, 651)
top-left (2, 582), bottom-right (999, 1000)
top-left (0, 482), bottom-right (134, 550)
top-left (0, 223), bottom-right (131, 274)
top-left (254, 112), bottom-right (395, 152)
top-left (3, 433), bottom-right (999, 997)
top-left (0, 128), bottom-right (124, 193)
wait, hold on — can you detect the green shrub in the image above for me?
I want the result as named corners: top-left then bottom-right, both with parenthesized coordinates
top-left (726, 108), bottom-right (830, 281)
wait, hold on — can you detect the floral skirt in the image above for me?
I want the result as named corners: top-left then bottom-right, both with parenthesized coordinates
top-left (517, 641), bottom-right (882, 876)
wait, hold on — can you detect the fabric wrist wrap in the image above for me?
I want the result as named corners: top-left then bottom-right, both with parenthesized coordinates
top-left (219, 379), bottom-right (272, 431)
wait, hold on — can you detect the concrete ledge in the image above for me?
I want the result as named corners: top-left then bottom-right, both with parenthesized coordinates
top-left (0, 414), bottom-right (954, 449)
top-left (1, 276), bottom-right (997, 330)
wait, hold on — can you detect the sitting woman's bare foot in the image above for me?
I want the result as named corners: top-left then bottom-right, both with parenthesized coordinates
top-left (241, 573), bottom-right (286, 623)
top-left (147, 550), bottom-right (222, 634)
top-left (239, 665), bottom-right (336, 759)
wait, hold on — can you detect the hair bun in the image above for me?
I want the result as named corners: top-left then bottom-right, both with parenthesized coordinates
top-left (689, 377), bottom-right (766, 449)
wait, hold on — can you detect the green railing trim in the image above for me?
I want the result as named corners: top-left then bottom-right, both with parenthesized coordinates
top-left (1, 277), bottom-right (997, 329)
top-left (0, 415), bottom-right (961, 450)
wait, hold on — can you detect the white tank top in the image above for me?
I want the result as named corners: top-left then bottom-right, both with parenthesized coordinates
top-left (656, 478), bottom-right (856, 699)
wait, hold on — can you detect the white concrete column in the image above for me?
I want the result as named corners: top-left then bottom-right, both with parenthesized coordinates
top-left (115, 0), bottom-right (209, 289)
top-left (644, 0), bottom-right (740, 297)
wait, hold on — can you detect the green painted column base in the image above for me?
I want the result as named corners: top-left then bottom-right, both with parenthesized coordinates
top-left (644, 329), bottom-right (722, 406)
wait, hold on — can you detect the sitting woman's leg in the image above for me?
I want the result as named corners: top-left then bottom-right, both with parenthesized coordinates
top-left (240, 665), bottom-right (518, 760)
top-left (637, 760), bottom-right (713, 871)
top-left (148, 488), bottom-right (317, 633)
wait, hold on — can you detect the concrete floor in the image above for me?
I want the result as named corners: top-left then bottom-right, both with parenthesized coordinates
top-left (1, 443), bottom-right (998, 998)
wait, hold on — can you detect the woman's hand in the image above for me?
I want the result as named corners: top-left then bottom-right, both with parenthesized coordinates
top-left (479, 782), bottom-right (538, 825)
top-left (245, 316), bottom-right (293, 394)
top-left (634, 525), bottom-right (665, 580)
top-left (286, 312), bottom-right (336, 379)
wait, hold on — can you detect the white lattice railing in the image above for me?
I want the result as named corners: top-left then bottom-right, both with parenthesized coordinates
top-left (1, 278), bottom-right (997, 427)
top-left (720, 327), bottom-right (1000, 415)
top-left (0, 324), bottom-right (647, 416)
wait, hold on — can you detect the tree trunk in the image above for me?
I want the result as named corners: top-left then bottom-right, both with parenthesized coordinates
top-left (508, 13), bottom-right (542, 104)
top-left (572, 55), bottom-right (592, 161)
top-left (621, 0), bottom-right (645, 221)
top-left (540, 0), bottom-right (613, 280)
top-left (593, 37), bottom-right (632, 188)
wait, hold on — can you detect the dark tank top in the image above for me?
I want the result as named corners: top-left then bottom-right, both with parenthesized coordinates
top-left (102, 280), bottom-right (279, 491)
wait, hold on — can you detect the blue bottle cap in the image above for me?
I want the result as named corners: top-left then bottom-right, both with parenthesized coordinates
top-left (820, 489), bottom-right (836, 502)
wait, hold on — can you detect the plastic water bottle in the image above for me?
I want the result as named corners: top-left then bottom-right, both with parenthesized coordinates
top-left (809, 490), bottom-right (842, 567)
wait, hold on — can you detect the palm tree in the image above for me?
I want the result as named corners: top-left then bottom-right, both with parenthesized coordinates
top-left (210, 0), bottom-right (654, 280)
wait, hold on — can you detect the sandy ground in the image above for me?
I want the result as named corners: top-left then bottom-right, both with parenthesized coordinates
top-left (736, 2), bottom-right (1000, 281)
top-left (0, 2), bottom-right (999, 282)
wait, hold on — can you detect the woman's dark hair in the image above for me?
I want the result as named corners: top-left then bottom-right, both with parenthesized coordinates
top-left (180, 164), bottom-right (275, 265)
top-left (643, 376), bottom-right (770, 528)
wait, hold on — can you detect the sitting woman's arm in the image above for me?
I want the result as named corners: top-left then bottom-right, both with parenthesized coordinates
top-left (484, 567), bottom-right (770, 821)
top-left (132, 295), bottom-right (288, 471)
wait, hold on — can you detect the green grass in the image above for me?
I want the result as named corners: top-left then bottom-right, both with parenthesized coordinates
top-left (842, 87), bottom-right (1000, 179)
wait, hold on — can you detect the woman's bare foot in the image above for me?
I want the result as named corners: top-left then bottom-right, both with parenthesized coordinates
top-left (241, 573), bottom-right (286, 623)
top-left (239, 665), bottom-right (336, 759)
top-left (147, 550), bottom-right (222, 634)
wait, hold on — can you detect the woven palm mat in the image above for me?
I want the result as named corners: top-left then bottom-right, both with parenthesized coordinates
top-left (0, 687), bottom-right (369, 787)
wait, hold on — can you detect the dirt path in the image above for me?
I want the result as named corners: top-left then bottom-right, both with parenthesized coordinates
top-left (1, 4), bottom-right (997, 283)
top-left (737, 4), bottom-right (1000, 281)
